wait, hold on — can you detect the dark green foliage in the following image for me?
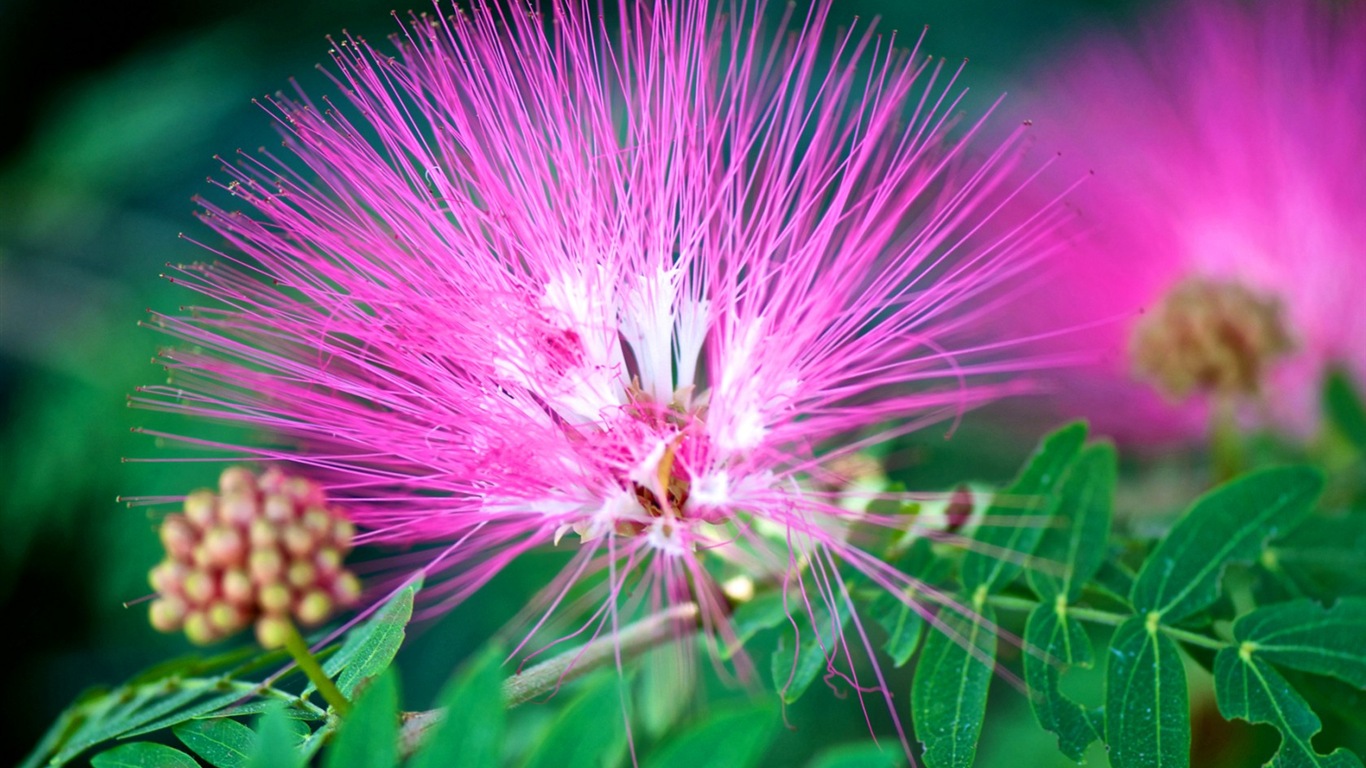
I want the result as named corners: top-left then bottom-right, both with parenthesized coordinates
top-left (911, 605), bottom-right (997, 768)
top-left (409, 646), bottom-right (507, 768)
top-left (1105, 616), bottom-right (1190, 768)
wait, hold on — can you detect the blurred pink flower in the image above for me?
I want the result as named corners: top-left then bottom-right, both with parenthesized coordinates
top-left (134, 0), bottom-right (1066, 737)
top-left (1025, 0), bottom-right (1366, 444)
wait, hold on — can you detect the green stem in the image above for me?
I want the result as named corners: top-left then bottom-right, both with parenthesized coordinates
top-left (282, 621), bottom-right (351, 716)
top-left (985, 594), bottom-right (1230, 649)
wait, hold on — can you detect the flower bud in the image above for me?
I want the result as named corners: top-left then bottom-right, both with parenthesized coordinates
top-left (249, 517), bottom-right (279, 549)
top-left (296, 590), bottom-right (332, 626)
top-left (301, 507), bottom-right (332, 536)
top-left (222, 568), bottom-right (254, 605)
top-left (159, 515), bottom-right (197, 562)
top-left (218, 492), bottom-right (257, 527)
top-left (203, 525), bottom-right (246, 568)
top-left (262, 494), bottom-right (294, 524)
top-left (282, 524), bottom-right (314, 559)
top-left (183, 569), bottom-right (217, 605)
top-left (332, 572), bottom-right (362, 606)
top-left (149, 596), bottom-right (188, 632)
top-left (331, 518), bottom-right (355, 550)
top-left (255, 614), bottom-right (290, 649)
top-left (315, 547), bottom-right (341, 576)
top-left (183, 611), bottom-right (217, 645)
top-left (287, 561), bottom-right (317, 590)
top-left (218, 466), bottom-right (258, 495)
top-left (209, 602), bottom-right (247, 634)
top-left (250, 548), bottom-right (285, 585)
top-left (183, 490), bottom-right (217, 530)
top-left (149, 559), bottom-right (187, 596)
top-left (259, 583), bottom-right (292, 613)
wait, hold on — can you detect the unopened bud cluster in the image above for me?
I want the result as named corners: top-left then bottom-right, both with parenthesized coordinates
top-left (148, 466), bottom-right (361, 648)
top-left (1130, 276), bottom-right (1294, 401)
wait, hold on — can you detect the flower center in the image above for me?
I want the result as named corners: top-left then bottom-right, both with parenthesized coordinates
top-left (1129, 276), bottom-right (1294, 401)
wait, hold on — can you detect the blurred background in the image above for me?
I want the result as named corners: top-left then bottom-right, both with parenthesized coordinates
top-left (1, 0), bottom-right (1170, 764)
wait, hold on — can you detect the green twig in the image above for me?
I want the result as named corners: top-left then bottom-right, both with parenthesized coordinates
top-left (282, 621), bottom-right (351, 716)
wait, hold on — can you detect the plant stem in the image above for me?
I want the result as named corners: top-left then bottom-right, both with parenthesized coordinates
top-left (282, 620), bottom-right (351, 716)
top-left (503, 602), bottom-right (700, 706)
top-left (985, 594), bottom-right (1229, 649)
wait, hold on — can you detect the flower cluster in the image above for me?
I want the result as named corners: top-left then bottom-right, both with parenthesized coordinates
top-left (148, 467), bottom-right (360, 648)
top-left (1020, 0), bottom-right (1366, 444)
top-left (135, 0), bottom-right (1069, 745)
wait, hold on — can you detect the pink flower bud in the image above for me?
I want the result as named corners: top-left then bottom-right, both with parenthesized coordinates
top-left (222, 568), bottom-right (254, 605)
top-left (282, 523), bottom-right (314, 558)
top-left (218, 466), bottom-right (258, 495)
top-left (301, 507), bottom-right (331, 536)
top-left (218, 492), bottom-right (258, 527)
top-left (149, 596), bottom-right (188, 633)
top-left (149, 559), bottom-right (187, 596)
top-left (262, 494), bottom-right (294, 524)
top-left (203, 525), bottom-right (246, 568)
top-left (159, 515), bottom-right (197, 562)
top-left (183, 569), bottom-right (217, 605)
top-left (249, 548), bottom-right (284, 585)
top-left (249, 517), bottom-right (278, 549)
top-left (183, 490), bottom-right (217, 530)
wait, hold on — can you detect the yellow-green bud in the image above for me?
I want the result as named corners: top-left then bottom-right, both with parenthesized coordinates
top-left (149, 560), bottom-right (187, 596)
top-left (259, 583), bottom-right (292, 613)
top-left (249, 517), bottom-right (278, 549)
top-left (149, 596), bottom-right (187, 632)
top-left (255, 614), bottom-right (291, 649)
top-left (287, 561), bottom-right (316, 590)
top-left (218, 466), bottom-right (258, 495)
top-left (282, 523), bottom-right (314, 558)
top-left (332, 572), bottom-right (362, 606)
top-left (159, 515), bottom-right (197, 561)
top-left (315, 547), bottom-right (341, 576)
top-left (183, 570), bottom-right (216, 605)
top-left (208, 602), bottom-right (246, 634)
top-left (183, 611), bottom-right (217, 646)
top-left (183, 490), bottom-right (217, 530)
top-left (296, 590), bottom-right (332, 626)
top-left (222, 568), bottom-right (254, 605)
top-left (203, 525), bottom-right (245, 568)
top-left (249, 548), bottom-right (284, 585)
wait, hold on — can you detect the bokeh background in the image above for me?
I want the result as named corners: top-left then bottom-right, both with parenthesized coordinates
top-left (2, 0), bottom-right (1220, 764)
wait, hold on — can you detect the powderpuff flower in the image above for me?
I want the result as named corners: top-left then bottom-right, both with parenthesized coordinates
top-left (133, 0), bottom-right (1069, 743)
top-left (1021, 0), bottom-right (1366, 445)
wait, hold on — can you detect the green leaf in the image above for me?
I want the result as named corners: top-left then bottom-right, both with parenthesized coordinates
top-left (638, 643), bottom-right (696, 738)
top-left (642, 705), bottom-right (778, 768)
top-left (90, 743), bottom-right (200, 768)
top-left (325, 669), bottom-right (398, 768)
top-left (1131, 466), bottom-right (1324, 624)
top-left (1090, 559), bottom-right (1136, 608)
top-left (1214, 647), bottom-right (1364, 768)
top-left (911, 603), bottom-right (997, 768)
top-left (962, 422), bottom-right (1087, 595)
top-left (1028, 443), bottom-right (1116, 602)
top-left (806, 741), bottom-right (906, 768)
top-left (1105, 615), bottom-right (1189, 768)
top-left (872, 590), bottom-right (927, 669)
top-left (871, 539), bottom-right (943, 667)
top-left (771, 597), bottom-right (851, 704)
top-left (1269, 515), bottom-right (1366, 599)
top-left (174, 718), bottom-right (256, 768)
top-left (1325, 368), bottom-right (1366, 453)
top-left (321, 577), bottom-right (421, 699)
top-left (410, 646), bottom-right (506, 768)
top-left (520, 673), bottom-right (627, 768)
top-left (722, 591), bottom-right (789, 660)
top-left (1232, 598), bottom-right (1366, 688)
top-left (246, 705), bottom-right (304, 768)
top-left (1023, 604), bottom-right (1098, 762)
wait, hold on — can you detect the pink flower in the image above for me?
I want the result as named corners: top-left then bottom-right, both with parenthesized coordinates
top-left (1023, 0), bottom-right (1366, 445)
top-left (135, 0), bottom-right (1066, 741)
